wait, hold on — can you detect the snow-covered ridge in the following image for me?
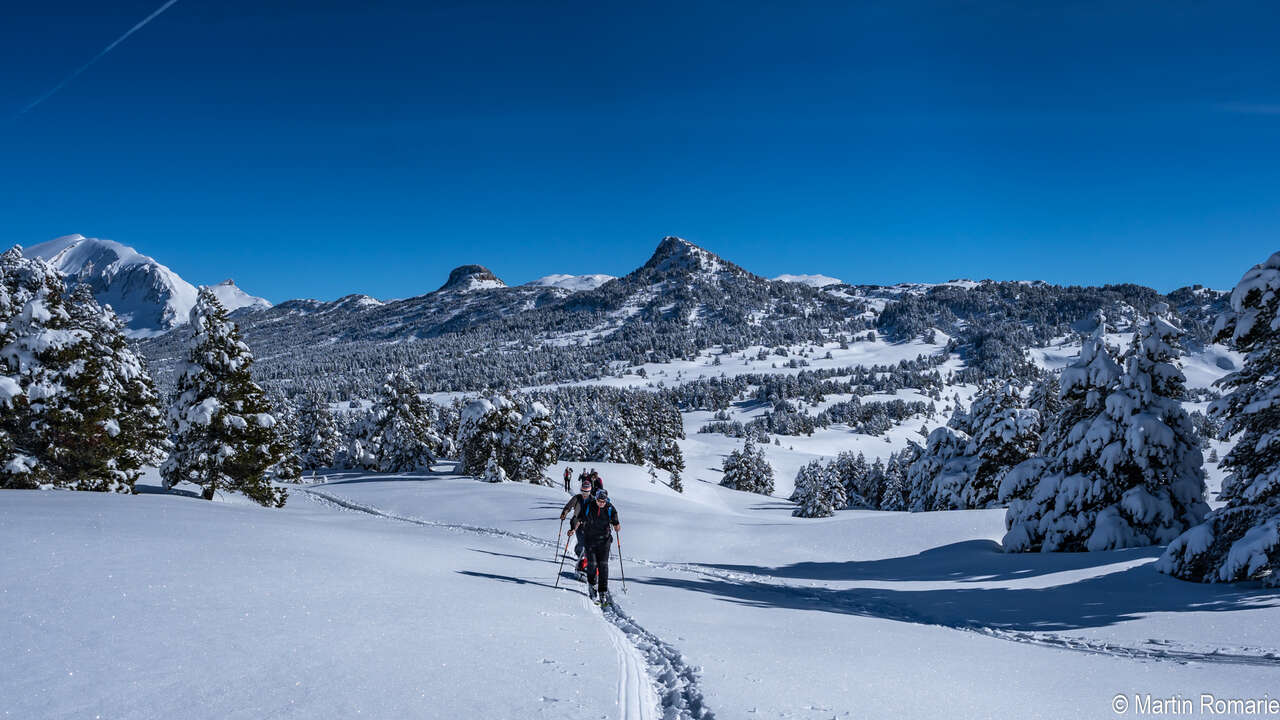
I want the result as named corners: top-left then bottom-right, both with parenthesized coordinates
top-left (24, 234), bottom-right (270, 337)
top-left (208, 279), bottom-right (272, 315)
top-left (526, 273), bottom-right (615, 292)
top-left (437, 264), bottom-right (506, 293)
top-left (774, 273), bottom-right (842, 287)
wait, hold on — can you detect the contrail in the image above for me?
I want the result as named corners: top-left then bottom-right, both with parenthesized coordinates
top-left (16, 0), bottom-right (181, 117)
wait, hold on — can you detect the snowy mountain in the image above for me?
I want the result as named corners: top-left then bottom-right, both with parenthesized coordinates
top-left (526, 273), bottom-right (616, 292)
top-left (24, 234), bottom-right (270, 337)
top-left (208, 279), bottom-right (273, 315)
top-left (437, 264), bottom-right (506, 293)
top-left (774, 273), bottom-right (842, 287)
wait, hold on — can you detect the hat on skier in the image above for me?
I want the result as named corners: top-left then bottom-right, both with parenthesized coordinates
top-left (580, 479), bottom-right (593, 491)
top-left (594, 489), bottom-right (609, 501)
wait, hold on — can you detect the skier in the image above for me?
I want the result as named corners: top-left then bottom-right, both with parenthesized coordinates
top-left (559, 478), bottom-right (594, 578)
top-left (563, 466), bottom-right (573, 493)
top-left (570, 488), bottom-right (621, 605)
top-left (590, 468), bottom-right (604, 493)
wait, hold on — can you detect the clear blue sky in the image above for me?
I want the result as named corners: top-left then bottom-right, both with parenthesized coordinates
top-left (3, 1), bottom-right (1278, 302)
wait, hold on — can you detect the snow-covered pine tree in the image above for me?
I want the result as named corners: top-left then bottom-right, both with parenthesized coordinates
top-left (1027, 373), bottom-right (1061, 421)
top-left (1001, 320), bottom-right (1122, 550)
top-left (297, 392), bottom-right (342, 470)
top-left (482, 450), bottom-right (507, 483)
top-left (0, 253), bottom-right (167, 493)
top-left (52, 285), bottom-right (167, 491)
top-left (789, 459), bottom-right (813, 502)
top-left (880, 452), bottom-right (911, 510)
top-left (349, 371), bottom-right (442, 472)
top-left (0, 247), bottom-right (73, 489)
top-left (792, 460), bottom-right (847, 517)
top-left (160, 288), bottom-right (288, 506)
top-left (907, 384), bottom-right (1038, 511)
top-left (720, 436), bottom-right (775, 495)
top-left (649, 436), bottom-right (685, 492)
top-left (963, 383), bottom-right (1040, 508)
top-left (1004, 307), bottom-right (1207, 552)
top-left (832, 450), bottom-right (871, 508)
top-left (265, 391), bottom-right (303, 483)
top-left (457, 394), bottom-right (557, 485)
top-left (1088, 304), bottom-right (1207, 548)
top-left (906, 426), bottom-right (974, 512)
top-left (511, 397), bottom-right (556, 484)
top-left (1159, 253), bottom-right (1280, 584)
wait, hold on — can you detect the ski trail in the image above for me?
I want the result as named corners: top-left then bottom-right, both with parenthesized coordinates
top-left (307, 487), bottom-right (711, 718)
top-left (304, 487), bottom-right (1280, 669)
top-left (584, 593), bottom-right (659, 720)
top-left (602, 599), bottom-right (713, 719)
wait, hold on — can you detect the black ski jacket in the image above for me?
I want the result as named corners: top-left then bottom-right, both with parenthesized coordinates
top-left (575, 501), bottom-right (619, 545)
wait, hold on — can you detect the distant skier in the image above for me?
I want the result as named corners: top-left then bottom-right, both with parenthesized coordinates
top-left (560, 478), bottom-right (594, 577)
top-left (570, 488), bottom-right (621, 605)
top-left (563, 466), bottom-right (573, 493)
top-left (590, 468), bottom-right (604, 493)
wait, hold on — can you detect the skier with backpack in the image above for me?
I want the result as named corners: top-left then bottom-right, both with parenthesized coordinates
top-left (569, 488), bottom-right (621, 605)
top-left (563, 466), bottom-right (573, 493)
top-left (559, 478), bottom-right (594, 578)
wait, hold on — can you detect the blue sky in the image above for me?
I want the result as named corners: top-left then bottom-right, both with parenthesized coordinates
top-left (3, 1), bottom-right (1278, 302)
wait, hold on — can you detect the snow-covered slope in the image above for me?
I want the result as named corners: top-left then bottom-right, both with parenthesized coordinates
top-left (23, 235), bottom-right (270, 336)
top-left (527, 273), bottom-right (616, 292)
top-left (774, 273), bottom-right (842, 287)
top-left (8, 466), bottom-right (1275, 720)
top-left (207, 278), bottom-right (272, 314)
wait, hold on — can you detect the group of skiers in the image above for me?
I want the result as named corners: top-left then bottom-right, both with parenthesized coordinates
top-left (562, 466), bottom-right (603, 494)
top-left (559, 467), bottom-right (620, 605)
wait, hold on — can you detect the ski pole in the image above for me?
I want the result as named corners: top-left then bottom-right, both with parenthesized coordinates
top-left (616, 532), bottom-right (627, 594)
top-left (551, 517), bottom-right (564, 567)
top-left (553, 529), bottom-right (573, 588)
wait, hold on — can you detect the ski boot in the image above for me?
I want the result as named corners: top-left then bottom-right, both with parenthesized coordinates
top-left (588, 586), bottom-right (598, 601)
top-left (597, 591), bottom-right (612, 608)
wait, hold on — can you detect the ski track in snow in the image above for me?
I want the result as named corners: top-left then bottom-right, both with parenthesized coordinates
top-left (306, 487), bottom-right (712, 719)
top-left (304, 487), bottom-right (1280, 673)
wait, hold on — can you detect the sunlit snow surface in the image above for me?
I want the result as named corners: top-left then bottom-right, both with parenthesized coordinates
top-left (4, 464), bottom-right (1278, 720)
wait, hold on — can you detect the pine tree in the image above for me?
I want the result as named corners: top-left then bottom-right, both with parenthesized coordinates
top-left (964, 383), bottom-right (1040, 508)
top-left (160, 288), bottom-right (288, 506)
top-left (265, 391), bottom-right (303, 483)
top-left (457, 394), bottom-right (557, 485)
top-left (907, 426), bottom-right (973, 511)
top-left (907, 384), bottom-right (1039, 511)
top-left (1159, 253), bottom-right (1280, 584)
top-left (832, 451), bottom-right (871, 508)
top-left (0, 251), bottom-right (165, 493)
top-left (651, 437), bottom-right (685, 493)
top-left (792, 460), bottom-right (846, 517)
top-left (880, 452), bottom-right (910, 511)
top-left (349, 371), bottom-right (442, 472)
top-left (0, 248), bottom-right (74, 489)
top-left (482, 450), bottom-right (507, 483)
top-left (297, 392), bottom-right (342, 470)
top-left (1004, 307), bottom-right (1207, 552)
top-left (720, 436), bottom-right (775, 495)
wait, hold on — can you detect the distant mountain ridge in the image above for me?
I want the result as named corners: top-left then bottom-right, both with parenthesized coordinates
top-left (24, 235), bottom-right (270, 337)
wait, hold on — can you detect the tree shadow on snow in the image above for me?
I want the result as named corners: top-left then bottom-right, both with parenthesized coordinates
top-left (317, 471), bottom-right (443, 486)
top-left (635, 562), bottom-right (1280, 633)
top-left (469, 547), bottom-right (561, 566)
top-left (701, 540), bottom-right (1162, 583)
top-left (457, 570), bottom-right (566, 592)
